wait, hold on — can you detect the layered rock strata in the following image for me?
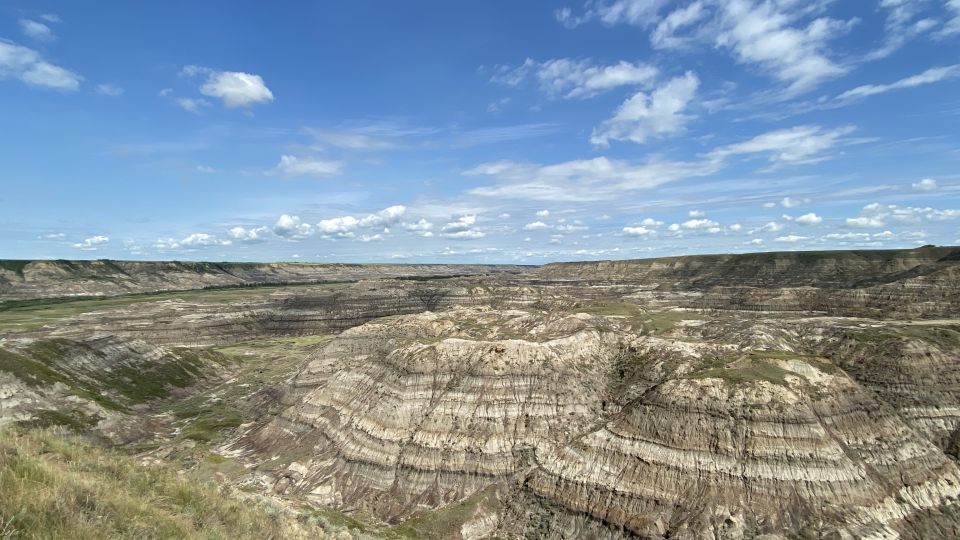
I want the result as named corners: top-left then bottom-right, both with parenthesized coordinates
top-left (234, 309), bottom-right (960, 538)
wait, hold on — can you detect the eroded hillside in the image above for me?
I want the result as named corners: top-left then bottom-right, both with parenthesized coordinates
top-left (1, 248), bottom-right (959, 539)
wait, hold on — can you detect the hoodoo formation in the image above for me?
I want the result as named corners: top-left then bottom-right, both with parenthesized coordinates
top-left (2, 247), bottom-right (960, 538)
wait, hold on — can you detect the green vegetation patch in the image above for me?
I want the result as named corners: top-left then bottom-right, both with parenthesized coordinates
top-left (685, 349), bottom-right (836, 387)
top-left (388, 485), bottom-right (499, 539)
top-left (0, 427), bottom-right (331, 539)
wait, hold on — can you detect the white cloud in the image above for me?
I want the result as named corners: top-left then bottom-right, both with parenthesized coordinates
top-left (0, 40), bottom-right (81, 90)
top-left (836, 65), bottom-right (960, 102)
top-left (19, 19), bottom-right (54, 41)
top-left (443, 230), bottom-right (485, 240)
top-left (492, 57), bottom-right (658, 99)
top-left (95, 83), bottom-right (124, 96)
top-left (402, 219), bottom-right (434, 233)
top-left (943, 0), bottom-right (960, 36)
top-left (795, 212), bottom-right (823, 225)
top-left (846, 216), bottom-right (885, 228)
top-left (640, 218), bottom-right (663, 227)
top-left (359, 205), bottom-right (406, 227)
top-left (180, 233), bottom-right (231, 247)
top-left (729, 223), bottom-right (742, 231)
top-left (304, 127), bottom-right (402, 151)
top-left (623, 225), bottom-right (655, 236)
top-left (562, 0), bottom-right (851, 94)
top-left (38, 232), bottom-right (66, 240)
top-left (651, 2), bottom-right (708, 48)
top-left (154, 233), bottom-right (230, 251)
top-left (196, 165), bottom-right (216, 173)
top-left (748, 238), bottom-right (764, 245)
top-left (39, 14), bottom-right (61, 23)
top-left (175, 97), bottom-right (210, 114)
top-left (758, 221), bottom-right (783, 233)
top-left (536, 209), bottom-right (551, 217)
top-left (359, 233), bottom-right (383, 242)
top-left (315, 216), bottom-right (357, 236)
top-left (465, 155), bottom-right (717, 202)
top-left (681, 218), bottom-right (720, 230)
top-left (182, 65), bottom-right (274, 108)
top-left (441, 215), bottom-right (484, 239)
top-left (710, 125), bottom-right (855, 165)
top-left (73, 235), bottom-right (109, 250)
top-left (774, 235), bottom-right (809, 243)
top-left (273, 214), bottom-right (313, 237)
top-left (523, 221), bottom-right (550, 231)
top-left (274, 155), bottom-right (343, 178)
top-left (558, 0), bottom-right (669, 28)
top-left (228, 226), bottom-right (269, 242)
top-left (852, 202), bottom-right (960, 225)
top-left (714, 1), bottom-right (851, 94)
top-left (780, 197), bottom-right (802, 208)
top-left (688, 209), bottom-right (705, 217)
top-left (912, 178), bottom-right (938, 191)
top-left (591, 71), bottom-right (699, 146)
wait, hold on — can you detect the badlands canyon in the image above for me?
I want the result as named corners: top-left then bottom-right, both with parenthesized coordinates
top-left (1, 247), bottom-right (960, 539)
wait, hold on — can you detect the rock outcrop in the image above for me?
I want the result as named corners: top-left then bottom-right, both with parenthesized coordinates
top-left (0, 259), bottom-right (530, 301)
top-left (232, 308), bottom-right (960, 538)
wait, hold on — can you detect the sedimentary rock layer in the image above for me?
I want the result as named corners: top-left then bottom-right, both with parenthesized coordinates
top-left (0, 259), bottom-right (530, 300)
top-left (234, 308), bottom-right (960, 538)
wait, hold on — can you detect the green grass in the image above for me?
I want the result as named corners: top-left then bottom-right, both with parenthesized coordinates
top-left (0, 427), bottom-right (336, 539)
top-left (685, 349), bottom-right (837, 387)
top-left (386, 486), bottom-right (499, 539)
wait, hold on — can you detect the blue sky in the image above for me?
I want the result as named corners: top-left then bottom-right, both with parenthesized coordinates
top-left (1, 1), bottom-right (959, 263)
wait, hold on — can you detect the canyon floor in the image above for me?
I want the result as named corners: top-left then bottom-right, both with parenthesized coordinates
top-left (1, 248), bottom-right (960, 539)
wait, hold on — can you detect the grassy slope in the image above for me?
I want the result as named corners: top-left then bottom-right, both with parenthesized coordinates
top-left (0, 428), bottom-right (339, 540)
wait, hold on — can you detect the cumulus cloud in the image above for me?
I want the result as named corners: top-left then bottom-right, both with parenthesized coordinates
top-left (359, 205), bottom-right (406, 227)
top-left (19, 19), bottom-right (54, 41)
top-left (623, 225), bottom-right (655, 236)
top-left (774, 235), bottom-right (809, 243)
top-left (228, 225), bottom-right (269, 242)
top-left (441, 215), bottom-right (484, 239)
top-left (795, 212), bottom-right (823, 225)
top-left (523, 221), bottom-right (550, 231)
top-left (0, 40), bottom-right (81, 90)
top-left (316, 216), bottom-right (359, 237)
top-left (403, 221), bottom-right (434, 238)
top-left (154, 233), bottom-right (230, 250)
top-left (688, 209), bottom-right (706, 217)
top-left (591, 71), bottom-right (699, 146)
top-left (274, 155), bottom-right (343, 178)
top-left (273, 214), bottom-right (313, 237)
top-left (181, 65), bottom-right (274, 107)
top-left (912, 178), bottom-right (938, 191)
top-left (846, 216), bottom-right (885, 228)
top-left (681, 218), bottom-right (720, 230)
top-left (849, 202), bottom-right (960, 227)
top-left (73, 235), bottom-right (109, 250)
top-left (491, 57), bottom-right (658, 99)
top-left (536, 209), bottom-right (551, 217)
